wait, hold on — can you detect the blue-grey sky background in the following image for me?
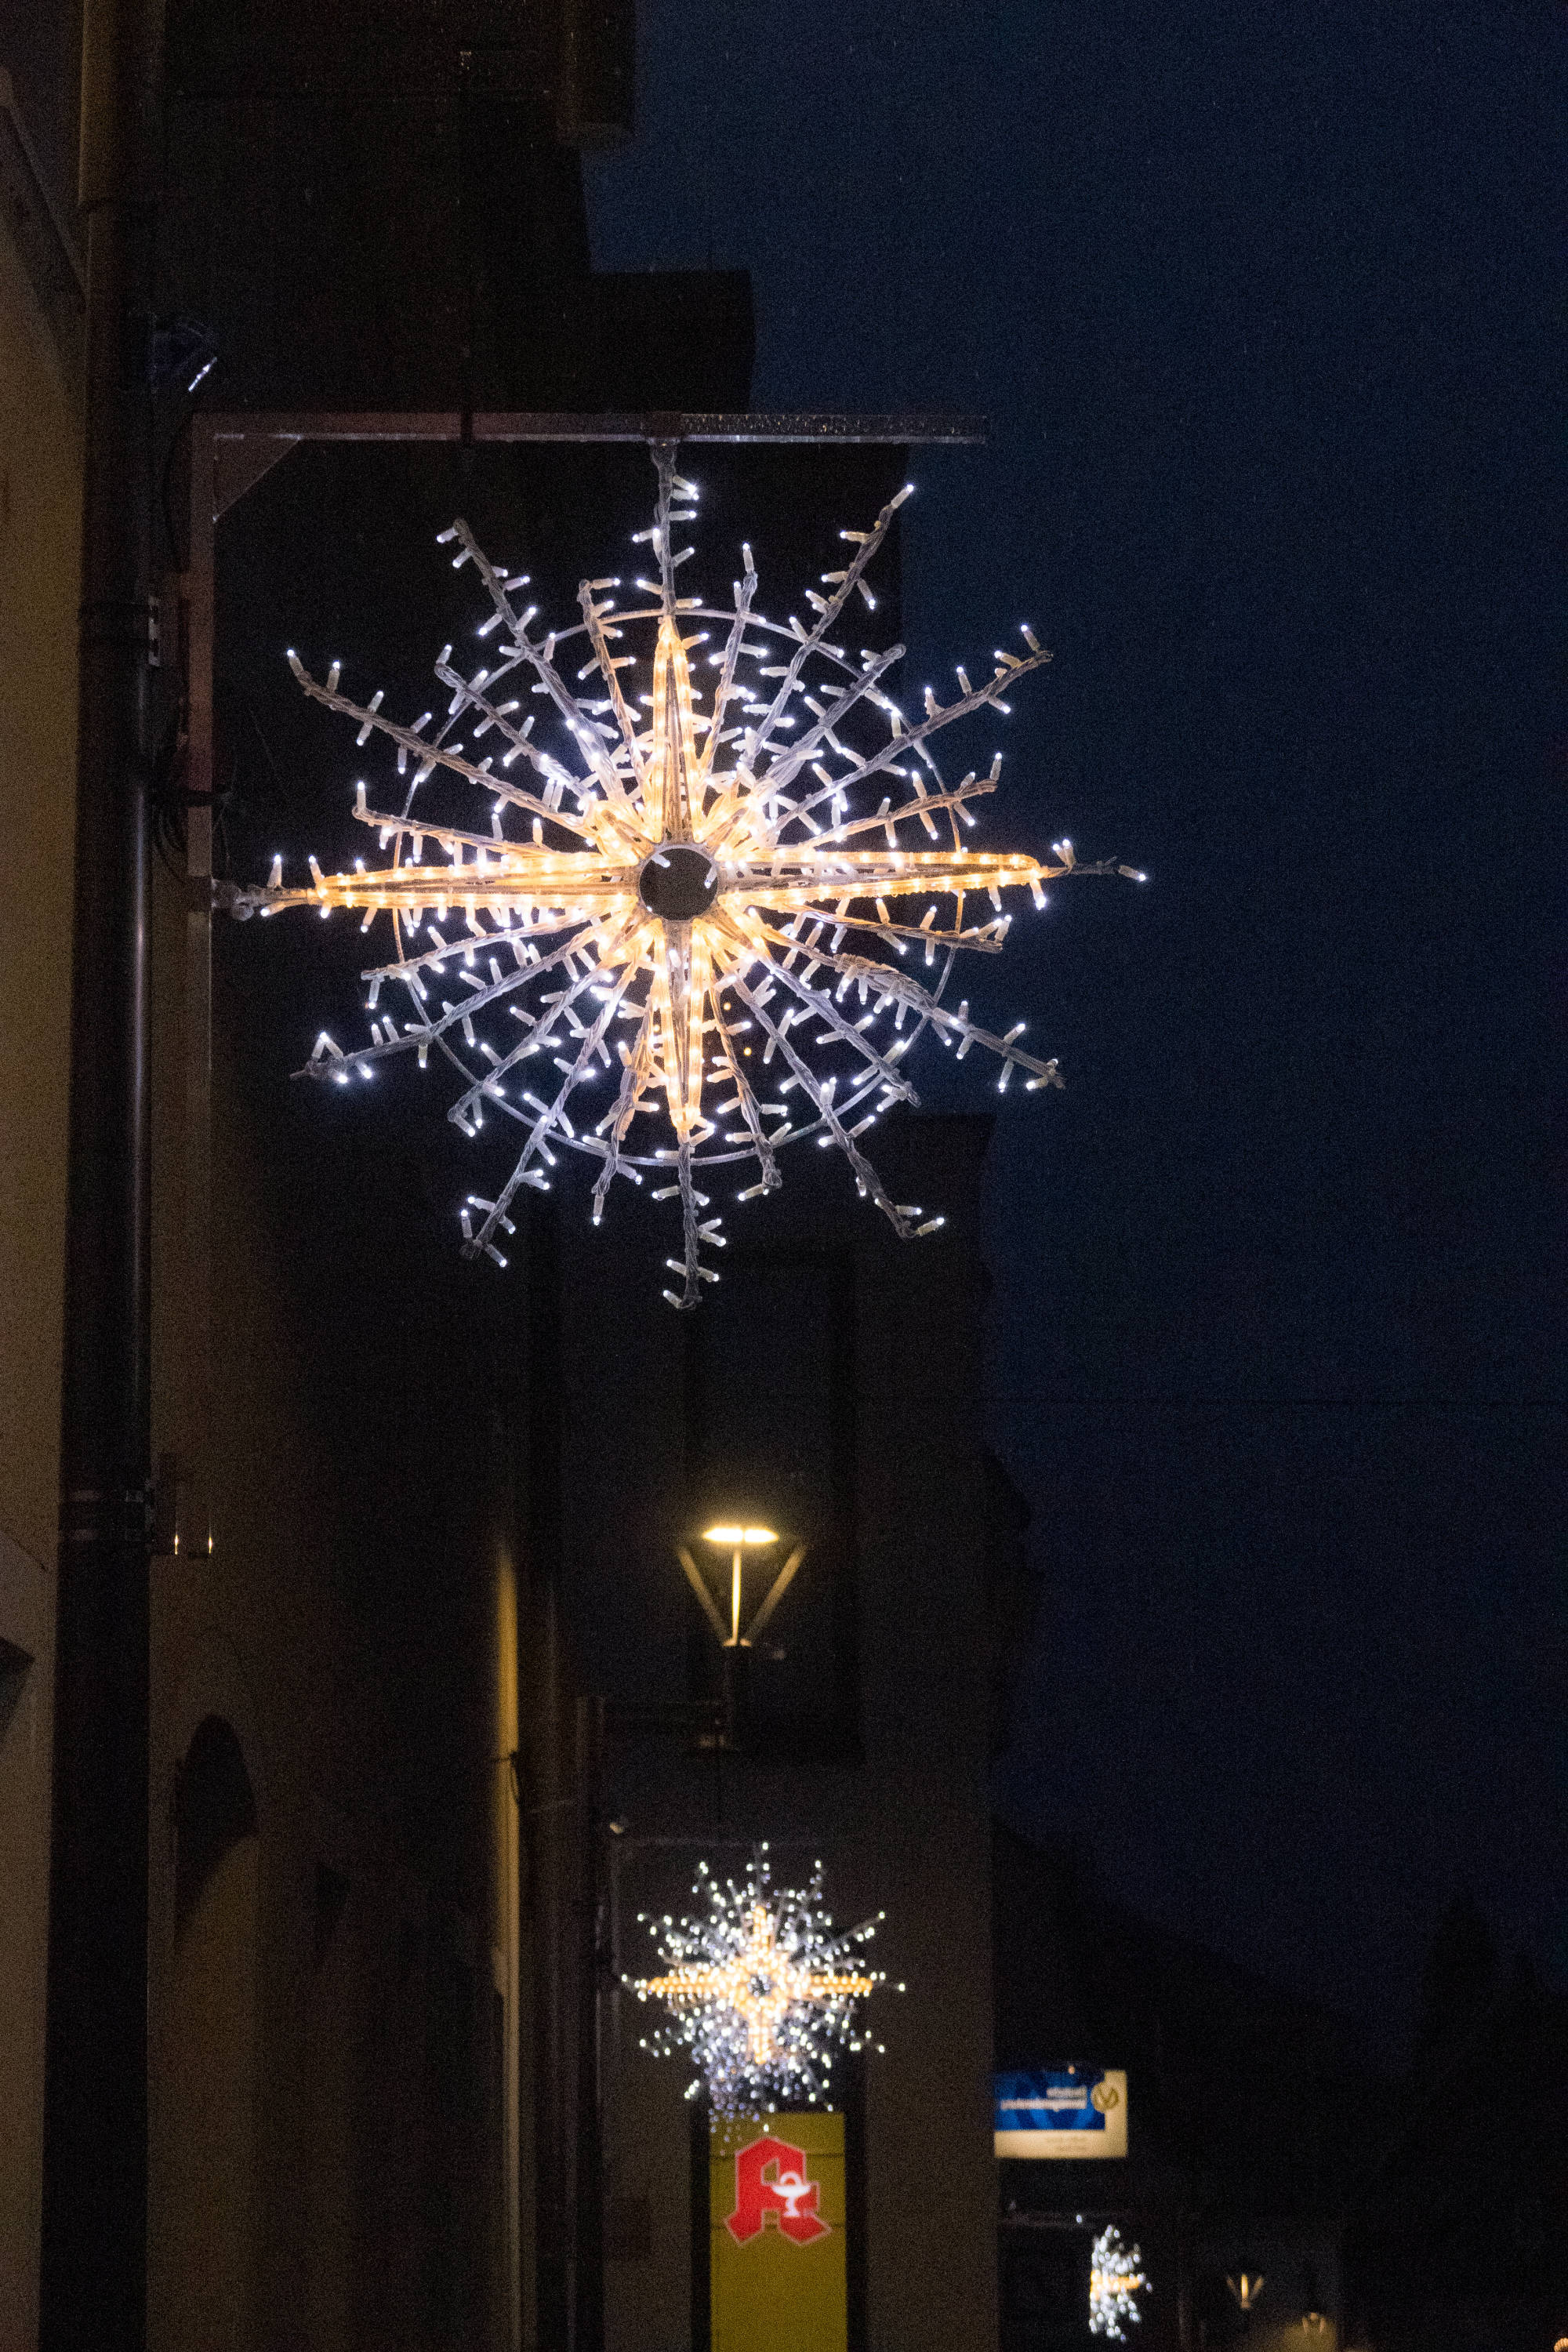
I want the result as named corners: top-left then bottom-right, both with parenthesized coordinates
top-left (584, 0), bottom-right (1564, 2046)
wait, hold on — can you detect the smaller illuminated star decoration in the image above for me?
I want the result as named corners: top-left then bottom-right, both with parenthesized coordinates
top-left (227, 443), bottom-right (1143, 1305)
top-left (1090, 2225), bottom-right (1149, 2339)
top-left (627, 1847), bottom-right (893, 2118)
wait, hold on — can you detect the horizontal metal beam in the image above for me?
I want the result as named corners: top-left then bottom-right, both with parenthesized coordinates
top-left (209, 408), bottom-right (985, 445)
top-left (603, 1700), bottom-right (724, 1740)
top-left (205, 409), bottom-right (986, 518)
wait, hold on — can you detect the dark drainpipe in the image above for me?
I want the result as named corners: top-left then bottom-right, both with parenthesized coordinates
top-left (39, 0), bottom-right (163, 2337)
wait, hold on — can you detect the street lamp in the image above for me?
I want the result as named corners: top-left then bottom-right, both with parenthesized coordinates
top-left (676, 1523), bottom-right (807, 1743)
top-left (706, 1524), bottom-right (776, 1645)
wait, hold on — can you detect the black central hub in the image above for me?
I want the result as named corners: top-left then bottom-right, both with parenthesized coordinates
top-left (638, 843), bottom-right (719, 921)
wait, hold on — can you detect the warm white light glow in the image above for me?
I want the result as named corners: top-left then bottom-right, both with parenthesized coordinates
top-left (628, 1847), bottom-right (889, 2118)
top-left (232, 447), bottom-right (1138, 1304)
top-left (1090, 2226), bottom-right (1148, 2339)
top-left (702, 1524), bottom-right (777, 1546)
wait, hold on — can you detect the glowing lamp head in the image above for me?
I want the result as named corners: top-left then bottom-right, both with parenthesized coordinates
top-left (702, 1524), bottom-right (778, 1546)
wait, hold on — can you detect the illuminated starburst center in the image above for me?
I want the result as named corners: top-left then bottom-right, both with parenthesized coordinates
top-left (231, 445), bottom-right (1139, 1304)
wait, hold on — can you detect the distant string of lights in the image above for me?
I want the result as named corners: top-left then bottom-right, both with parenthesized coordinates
top-left (626, 1847), bottom-right (897, 2118)
top-left (228, 444), bottom-right (1142, 1304)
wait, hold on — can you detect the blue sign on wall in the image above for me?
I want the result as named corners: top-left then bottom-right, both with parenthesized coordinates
top-left (993, 2067), bottom-right (1127, 2158)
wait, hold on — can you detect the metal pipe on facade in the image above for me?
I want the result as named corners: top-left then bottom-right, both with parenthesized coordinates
top-left (528, 1200), bottom-right (573, 2352)
top-left (38, 0), bottom-right (163, 2337)
top-left (574, 1693), bottom-right (607, 2352)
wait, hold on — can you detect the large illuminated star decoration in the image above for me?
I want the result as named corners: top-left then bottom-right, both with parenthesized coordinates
top-left (227, 445), bottom-right (1142, 1305)
top-left (1090, 2226), bottom-right (1149, 2339)
top-left (626, 1848), bottom-right (895, 2118)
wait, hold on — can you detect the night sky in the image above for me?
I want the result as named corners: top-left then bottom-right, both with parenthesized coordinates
top-left (585, 0), bottom-right (1564, 2046)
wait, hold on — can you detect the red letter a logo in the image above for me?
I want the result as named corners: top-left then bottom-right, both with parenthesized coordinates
top-left (724, 2134), bottom-right (831, 2246)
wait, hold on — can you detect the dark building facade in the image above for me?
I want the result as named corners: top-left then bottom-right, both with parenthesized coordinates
top-left (528, 1115), bottom-right (1005, 2352)
top-left (1344, 1899), bottom-right (1568, 2352)
top-left (993, 1825), bottom-right (1364, 2352)
top-left (1, 1), bottom-right (1015, 2343)
top-left (992, 1834), bottom-right (1568, 2352)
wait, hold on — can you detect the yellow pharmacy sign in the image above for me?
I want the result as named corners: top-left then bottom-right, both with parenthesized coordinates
top-left (709, 2111), bottom-right (848, 2352)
